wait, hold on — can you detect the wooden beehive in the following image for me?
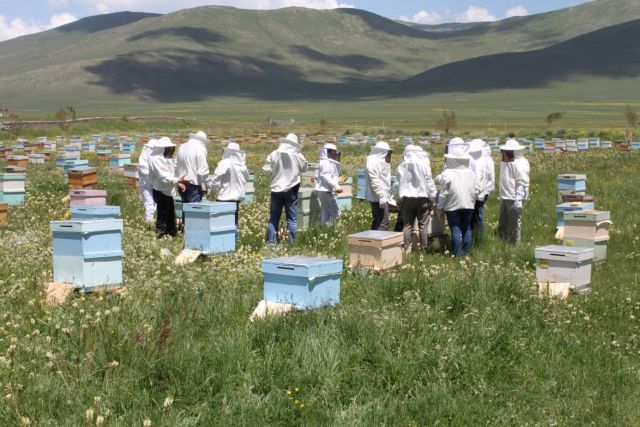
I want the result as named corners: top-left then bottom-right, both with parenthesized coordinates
top-left (348, 230), bottom-right (403, 270)
top-left (0, 203), bottom-right (7, 227)
top-left (68, 167), bottom-right (98, 189)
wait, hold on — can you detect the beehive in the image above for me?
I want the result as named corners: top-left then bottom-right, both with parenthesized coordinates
top-left (50, 219), bottom-right (124, 292)
top-left (0, 173), bottom-right (26, 206)
top-left (56, 151), bottom-right (80, 168)
top-left (63, 160), bottom-right (89, 184)
top-left (589, 138), bottom-right (600, 149)
top-left (96, 145), bottom-right (112, 160)
top-left (356, 169), bottom-right (367, 199)
top-left (262, 256), bottom-right (343, 309)
top-left (81, 143), bottom-right (96, 152)
top-left (535, 245), bottom-right (594, 294)
top-left (298, 188), bottom-right (321, 230)
top-left (71, 206), bottom-right (121, 220)
top-left (28, 153), bottom-right (45, 164)
top-left (556, 202), bottom-right (595, 227)
top-left (108, 154), bottom-right (131, 171)
top-left (243, 175), bottom-right (255, 204)
top-left (301, 163), bottom-right (319, 187)
top-left (68, 167), bottom-right (98, 189)
top-left (337, 195), bottom-right (353, 212)
top-left (564, 237), bottom-right (608, 263)
top-left (69, 190), bottom-right (107, 206)
top-left (7, 155), bottom-right (28, 167)
top-left (557, 174), bottom-right (586, 192)
top-left (183, 202), bottom-right (236, 255)
top-left (558, 192), bottom-right (591, 204)
top-left (563, 211), bottom-right (611, 241)
top-left (347, 230), bottom-right (403, 270)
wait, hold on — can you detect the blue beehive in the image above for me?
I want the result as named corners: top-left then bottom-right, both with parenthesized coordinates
top-left (557, 174), bottom-right (586, 192)
top-left (97, 145), bottom-right (112, 155)
top-left (71, 206), bottom-right (121, 220)
top-left (262, 256), bottom-right (343, 309)
top-left (82, 142), bottom-right (96, 152)
top-left (91, 134), bottom-right (102, 143)
top-left (50, 220), bottom-right (124, 292)
top-left (121, 142), bottom-right (135, 153)
top-left (109, 154), bottom-right (131, 170)
top-left (534, 138), bottom-right (545, 150)
top-left (589, 138), bottom-right (600, 149)
top-left (243, 174), bottom-right (255, 204)
top-left (337, 195), bottom-right (353, 211)
top-left (174, 197), bottom-right (183, 220)
top-left (631, 142), bottom-right (640, 151)
top-left (356, 169), bottom-right (366, 199)
top-left (184, 202), bottom-right (236, 254)
top-left (0, 173), bottom-right (26, 206)
top-left (556, 202), bottom-right (595, 227)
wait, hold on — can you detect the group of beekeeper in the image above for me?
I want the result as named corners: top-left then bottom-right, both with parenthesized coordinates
top-left (139, 131), bottom-right (249, 239)
top-left (364, 137), bottom-right (529, 257)
top-left (138, 130), bottom-right (530, 254)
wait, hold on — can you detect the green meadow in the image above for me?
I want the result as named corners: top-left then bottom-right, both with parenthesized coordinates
top-left (0, 138), bottom-right (639, 425)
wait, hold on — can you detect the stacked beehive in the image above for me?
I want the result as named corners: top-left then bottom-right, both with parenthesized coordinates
top-left (300, 163), bottom-right (319, 187)
top-left (69, 190), bottom-right (107, 206)
top-left (243, 174), bottom-right (255, 204)
top-left (356, 169), bottom-right (367, 199)
top-left (337, 177), bottom-right (353, 212)
top-left (535, 245), bottom-right (595, 295)
top-left (556, 174), bottom-right (593, 227)
top-left (63, 159), bottom-right (89, 185)
top-left (71, 206), bottom-right (120, 220)
top-left (563, 211), bottom-right (611, 263)
top-left (50, 219), bottom-right (124, 293)
top-left (108, 154), bottom-right (132, 172)
top-left (0, 172), bottom-right (26, 205)
top-left (96, 145), bottom-right (112, 160)
top-left (183, 202), bottom-right (237, 255)
top-left (123, 163), bottom-right (139, 187)
top-left (347, 230), bottom-right (403, 271)
top-left (68, 167), bottom-right (98, 189)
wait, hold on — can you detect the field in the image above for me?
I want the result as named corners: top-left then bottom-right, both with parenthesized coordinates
top-left (0, 138), bottom-right (639, 425)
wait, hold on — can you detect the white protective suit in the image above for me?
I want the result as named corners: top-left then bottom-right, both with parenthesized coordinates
top-left (447, 137), bottom-right (476, 173)
top-left (316, 145), bottom-right (341, 225)
top-left (316, 147), bottom-right (341, 193)
top-left (263, 137), bottom-right (308, 193)
top-left (207, 145), bottom-right (250, 201)
top-left (436, 155), bottom-right (477, 212)
top-left (482, 145), bottom-right (496, 194)
top-left (499, 151), bottom-right (530, 207)
top-left (397, 145), bottom-right (437, 200)
top-left (149, 145), bottom-right (179, 198)
top-left (365, 143), bottom-right (392, 205)
top-left (176, 134), bottom-right (209, 188)
top-left (138, 139), bottom-right (158, 221)
top-left (469, 139), bottom-right (492, 201)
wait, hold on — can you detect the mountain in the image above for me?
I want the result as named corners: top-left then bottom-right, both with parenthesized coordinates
top-left (403, 19), bottom-right (640, 94)
top-left (0, 0), bottom-right (639, 110)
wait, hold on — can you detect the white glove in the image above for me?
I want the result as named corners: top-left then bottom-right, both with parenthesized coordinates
top-left (514, 199), bottom-right (523, 213)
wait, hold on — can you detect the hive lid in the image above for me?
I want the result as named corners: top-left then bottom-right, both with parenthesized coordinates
top-left (183, 201), bottom-right (237, 213)
top-left (535, 245), bottom-right (594, 262)
top-left (557, 174), bottom-right (586, 181)
top-left (349, 230), bottom-right (402, 240)
top-left (564, 210), bottom-right (610, 222)
top-left (262, 256), bottom-right (343, 277)
top-left (50, 219), bottom-right (123, 233)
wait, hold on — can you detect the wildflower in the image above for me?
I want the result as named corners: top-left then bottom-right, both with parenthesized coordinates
top-left (163, 396), bottom-right (174, 409)
top-left (20, 417), bottom-right (30, 426)
top-left (96, 416), bottom-right (105, 426)
top-left (107, 360), bottom-right (119, 369)
top-left (143, 419), bottom-right (152, 427)
top-left (86, 408), bottom-right (95, 423)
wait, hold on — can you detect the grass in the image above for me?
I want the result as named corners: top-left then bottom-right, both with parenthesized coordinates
top-left (0, 138), bottom-right (639, 425)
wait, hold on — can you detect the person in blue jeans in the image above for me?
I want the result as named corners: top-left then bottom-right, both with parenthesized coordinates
top-left (436, 152), bottom-right (477, 257)
top-left (263, 133), bottom-right (308, 245)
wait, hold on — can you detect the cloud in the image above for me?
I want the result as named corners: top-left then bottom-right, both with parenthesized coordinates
top-left (399, 10), bottom-right (443, 25)
top-left (505, 6), bottom-right (528, 18)
top-left (0, 13), bottom-right (78, 41)
top-left (82, 0), bottom-right (352, 14)
top-left (48, 0), bottom-right (69, 8)
top-left (456, 6), bottom-right (497, 23)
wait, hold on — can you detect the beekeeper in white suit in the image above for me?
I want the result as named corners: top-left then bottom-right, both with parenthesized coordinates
top-left (397, 144), bottom-right (437, 251)
top-left (149, 137), bottom-right (179, 239)
top-left (207, 142), bottom-right (250, 240)
top-left (436, 152), bottom-right (477, 257)
top-left (469, 139), bottom-right (492, 234)
top-left (316, 143), bottom-right (342, 226)
top-left (498, 139), bottom-right (530, 244)
top-left (138, 138), bottom-right (158, 224)
top-left (365, 141), bottom-right (393, 231)
top-left (446, 137), bottom-right (476, 173)
top-left (263, 133), bottom-right (308, 245)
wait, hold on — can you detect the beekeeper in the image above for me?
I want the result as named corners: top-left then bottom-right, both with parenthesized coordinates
top-left (446, 137), bottom-right (476, 173)
top-left (397, 144), bottom-right (437, 251)
top-left (148, 137), bottom-right (179, 239)
top-left (176, 130), bottom-right (210, 204)
top-left (498, 139), bottom-right (530, 244)
top-left (436, 152), bottom-right (477, 257)
top-left (316, 143), bottom-right (342, 226)
top-left (138, 138), bottom-right (158, 224)
top-left (469, 139), bottom-right (492, 234)
top-left (365, 141), bottom-right (393, 231)
top-left (263, 133), bottom-right (308, 245)
top-left (206, 142), bottom-right (250, 240)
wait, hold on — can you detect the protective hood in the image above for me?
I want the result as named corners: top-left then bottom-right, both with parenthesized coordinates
top-left (222, 147), bottom-right (246, 166)
top-left (444, 154), bottom-right (470, 169)
top-left (368, 141), bottom-right (391, 161)
top-left (482, 145), bottom-right (492, 158)
top-left (403, 145), bottom-right (429, 163)
top-left (447, 137), bottom-right (468, 155)
top-left (319, 146), bottom-right (340, 165)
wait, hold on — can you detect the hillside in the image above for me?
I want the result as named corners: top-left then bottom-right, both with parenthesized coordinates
top-left (403, 19), bottom-right (640, 94)
top-left (0, 0), bottom-right (639, 110)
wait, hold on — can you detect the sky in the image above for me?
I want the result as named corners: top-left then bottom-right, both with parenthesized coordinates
top-left (0, 0), bottom-right (591, 41)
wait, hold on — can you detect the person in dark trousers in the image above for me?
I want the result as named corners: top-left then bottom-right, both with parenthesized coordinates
top-left (263, 133), bottom-right (308, 245)
top-left (365, 141), bottom-right (393, 231)
top-left (148, 137), bottom-right (179, 238)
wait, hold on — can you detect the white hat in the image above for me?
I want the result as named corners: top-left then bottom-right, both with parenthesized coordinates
top-left (448, 137), bottom-right (465, 146)
top-left (144, 138), bottom-right (159, 148)
top-left (155, 137), bottom-right (175, 148)
top-left (375, 141), bottom-right (392, 151)
top-left (282, 133), bottom-right (299, 146)
top-left (500, 139), bottom-right (526, 151)
top-left (469, 139), bottom-right (485, 153)
top-left (225, 142), bottom-right (241, 151)
top-left (189, 130), bottom-right (210, 144)
top-left (323, 143), bottom-right (337, 151)
top-left (404, 144), bottom-right (424, 153)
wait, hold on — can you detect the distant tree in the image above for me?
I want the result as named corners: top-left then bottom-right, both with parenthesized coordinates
top-left (624, 104), bottom-right (638, 142)
top-left (545, 111), bottom-right (564, 127)
top-left (437, 110), bottom-right (457, 135)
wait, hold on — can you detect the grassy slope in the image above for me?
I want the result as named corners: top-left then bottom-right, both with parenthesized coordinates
top-left (0, 142), bottom-right (638, 424)
top-left (1, 0), bottom-right (640, 116)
